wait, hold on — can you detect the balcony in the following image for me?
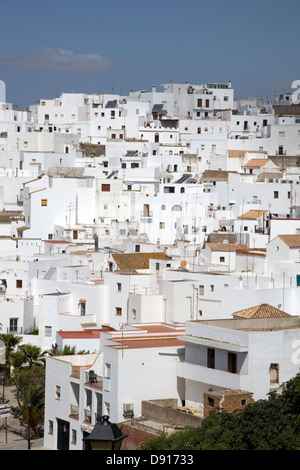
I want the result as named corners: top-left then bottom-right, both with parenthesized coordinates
top-left (177, 361), bottom-right (248, 391)
top-left (84, 371), bottom-right (103, 390)
top-left (140, 210), bottom-right (153, 223)
top-left (84, 409), bottom-right (92, 424)
top-left (69, 404), bottom-right (79, 420)
top-left (140, 210), bottom-right (153, 218)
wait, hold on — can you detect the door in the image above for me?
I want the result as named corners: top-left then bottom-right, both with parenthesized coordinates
top-left (57, 419), bottom-right (70, 450)
top-left (297, 275), bottom-right (300, 287)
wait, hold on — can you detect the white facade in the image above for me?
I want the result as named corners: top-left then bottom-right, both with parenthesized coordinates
top-left (43, 323), bottom-right (185, 450)
top-left (177, 316), bottom-right (300, 414)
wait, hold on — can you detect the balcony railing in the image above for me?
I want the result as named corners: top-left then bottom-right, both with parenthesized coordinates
top-left (140, 210), bottom-right (153, 218)
top-left (69, 404), bottom-right (79, 420)
top-left (84, 409), bottom-right (92, 424)
top-left (84, 371), bottom-right (103, 389)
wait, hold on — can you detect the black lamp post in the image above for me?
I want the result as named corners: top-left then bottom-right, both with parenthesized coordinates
top-left (27, 401), bottom-right (31, 450)
top-left (83, 415), bottom-right (128, 450)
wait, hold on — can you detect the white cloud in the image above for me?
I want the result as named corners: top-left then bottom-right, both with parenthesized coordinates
top-left (0, 48), bottom-right (112, 73)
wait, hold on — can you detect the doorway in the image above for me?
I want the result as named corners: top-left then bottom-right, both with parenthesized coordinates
top-left (57, 419), bottom-right (70, 450)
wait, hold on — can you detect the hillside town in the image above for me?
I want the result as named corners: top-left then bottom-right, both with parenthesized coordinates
top-left (1, 77), bottom-right (300, 450)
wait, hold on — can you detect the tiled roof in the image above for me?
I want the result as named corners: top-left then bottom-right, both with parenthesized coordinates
top-left (243, 159), bottom-right (270, 167)
top-left (57, 328), bottom-right (114, 339)
top-left (278, 234), bottom-right (300, 247)
top-left (200, 170), bottom-right (234, 182)
top-left (238, 210), bottom-right (268, 219)
top-left (206, 243), bottom-right (248, 252)
top-left (232, 303), bottom-right (291, 319)
top-left (112, 252), bottom-right (169, 271)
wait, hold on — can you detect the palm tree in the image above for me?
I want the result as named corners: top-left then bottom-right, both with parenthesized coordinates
top-left (14, 344), bottom-right (47, 369)
top-left (0, 333), bottom-right (22, 378)
top-left (49, 345), bottom-right (89, 356)
top-left (13, 382), bottom-right (45, 437)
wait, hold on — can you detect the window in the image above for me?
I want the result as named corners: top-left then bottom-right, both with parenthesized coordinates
top-left (159, 222), bottom-right (165, 229)
top-left (115, 307), bottom-right (122, 316)
top-left (55, 386), bottom-right (61, 400)
top-left (105, 402), bottom-right (110, 416)
top-left (228, 352), bottom-right (237, 374)
top-left (199, 285), bottom-right (204, 295)
top-left (48, 420), bottom-right (53, 435)
top-left (16, 279), bottom-right (22, 288)
top-left (207, 348), bottom-right (215, 369)
top-left (41, 199), bottom-right (47, 206)
top-left (197, 98), bottom-right (202, 107)
top-left (132, 309), bottom-right (137, 320)
top-left (269, 363), bottom-right (279, 384)
top-left (164, 186), bottom-right (175, 193)
top-left (208, 397), bottom-right (215, 407)
top-left (210, 285), bottom-right (214, 292)
top-left (101, 184), bottom-right (110, 192)
top-left (117, 283), bottom-right (122, 292)
top-left (105, 363), bottom-right (111, 379)
top-left (220, 256), bottom-right (225, 262)
top-left (274, 191), bottom-right (279, 199)
top-left (79, 301), bottom-right (86, 316)
top-left (45, 326), bottom-right (52, 337)
top-left (9, 318), bottom-right (18, 333)
top-left (71, 429), bottom-right (77, 445)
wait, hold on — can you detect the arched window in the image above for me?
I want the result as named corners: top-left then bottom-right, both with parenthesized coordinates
top-left (172, 205), bottom-right (182, 211)
top-left (161, 204), bottom-right (166, 210)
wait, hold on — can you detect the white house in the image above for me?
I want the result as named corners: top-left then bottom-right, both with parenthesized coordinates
top-left (177, 307), bottom-right (300, 415)
top-left (43, 323), bottom-right (185, 450)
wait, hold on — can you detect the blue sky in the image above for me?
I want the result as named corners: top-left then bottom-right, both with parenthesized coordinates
top-left (1, 0), bottom-right (299, 108)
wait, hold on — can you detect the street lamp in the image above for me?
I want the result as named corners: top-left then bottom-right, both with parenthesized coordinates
top-left (27, 401), bottom-right (31, 450)
top-left (83, 415), bottom-right (128, 450)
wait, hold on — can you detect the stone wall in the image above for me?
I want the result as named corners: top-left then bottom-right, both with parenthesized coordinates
top-left (141, 399), bottom-right (202, 427)
top-left (203, 390), bottom-right (254, 419)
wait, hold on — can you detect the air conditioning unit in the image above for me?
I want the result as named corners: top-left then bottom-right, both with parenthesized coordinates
top-left (123, 403), bottom-right (134, 417)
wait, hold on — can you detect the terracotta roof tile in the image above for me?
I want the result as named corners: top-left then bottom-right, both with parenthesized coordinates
top-left (232, 303), bottom-right (291, 319)
top-left (206, 243), bottom-right (247, 252)
top-left (243, 159), bottom-right (270, 167)
top-left (238, 210), bottom-right (268, 219)
top-left (112, 252), bottom-right (169, 271)
top-left (278, 234), bottom-right (300, 247)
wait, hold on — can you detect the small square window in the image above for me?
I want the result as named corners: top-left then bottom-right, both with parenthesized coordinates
top-left (208, 397), bottom-right (214, 407)
top-left (55, 385), bottom-right (61, 400)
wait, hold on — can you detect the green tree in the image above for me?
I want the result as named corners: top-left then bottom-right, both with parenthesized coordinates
top-left (13, 382), bottom-right (45, 437)
top-left (0, 333), bottom-right (22, 378)
top-left (49, 345), bottom-right (89, 356)
top-left (140, 372), bottom-right (300, 451)
top-left (11, 344), bottom-right (47, 369)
